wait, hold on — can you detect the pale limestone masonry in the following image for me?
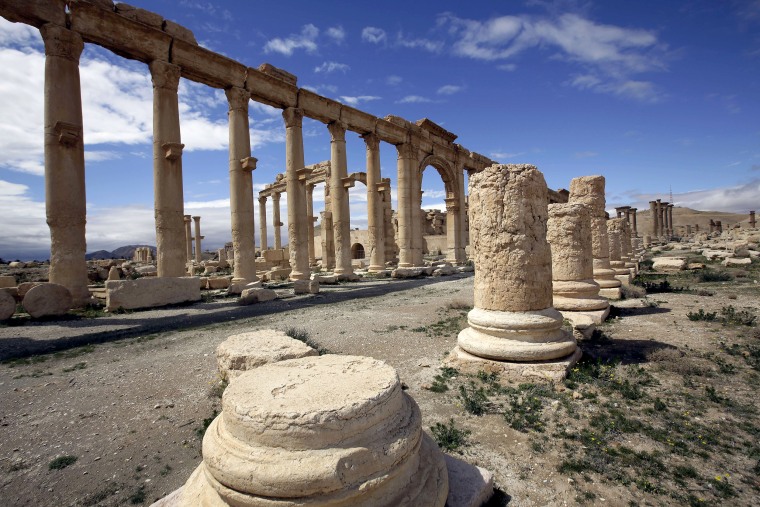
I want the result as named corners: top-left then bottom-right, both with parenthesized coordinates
top-left (0, 275), bottom-right (16, 288)
top-left (446, 164), bottom-right (579, 382)
top-left (283, 108), bottom-right (310, 281)
top-left (178, 355), bottom-right (449, 506)
top-left (215, 330), bottom-right (317, 381)
top-left (547, 203), bottom-right (609, 324)
top-left (22, 282), bottom-right (73, 318)
top-left (105, 277), bottom-right (200, 311)
top-left (607, 218), bottom-right (631, 286)
top-left (569, 176), bottom-right (622, 299)
top-left (0, 290), bottom-right (17, 321)
top-left (193, 216), bottom-right (202, 264)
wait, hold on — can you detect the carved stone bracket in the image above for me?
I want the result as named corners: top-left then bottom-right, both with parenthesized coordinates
top-left (162, 142), bottom-right (184, 160)
top-left (54, 121), bottom-right (82, 146)
top-left (327, 121), bottom-right (347, 142)
top-left (241, 156), bottom-right (257, 171)
top-left (282, 107), bottom-right (303, 128)
top-left (297, 168), bottom-right (313, 181)
top-left (342, 176), bottom-right (355, 189)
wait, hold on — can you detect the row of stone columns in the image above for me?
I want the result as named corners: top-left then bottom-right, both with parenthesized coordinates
top-left (648, 199), bottom-right (674, 239)
top-left (183, 215), bottom-right (203, 263)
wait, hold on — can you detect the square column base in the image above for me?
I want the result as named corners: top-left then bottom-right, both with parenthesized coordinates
top-left (599, 287), bottom-right (622, 300)
top-left (443, 346), bottom-right (582, 383)
top-left (560, 306), bottom-right (610, 326)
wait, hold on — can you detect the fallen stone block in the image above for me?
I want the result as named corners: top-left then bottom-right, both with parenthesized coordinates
top-left (0, 289), bottom-right (16, 321)
top-left (293, 279), bottom-right (319, 294)
top-left (311, 274), bottom-right (338, 284)
top-left (0, 275), bottom-right (16, 288)
top-left (723, 257), bottom-right (751, 266)
top-left (238, 287), bottom-right (277, 305)
top-left (105, 277), bottom-right (201, 311)
top-left (216, 329), bottom-right (318, 381)
top-left (22, 283), bottom-right (73, 318)
top-left (652, 257), bottom-right (686, 272)
top-left (205, 276), bottom-right (231, 290)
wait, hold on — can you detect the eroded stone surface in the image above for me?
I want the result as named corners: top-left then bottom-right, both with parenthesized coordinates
top-left (178, 355), bottom-right (448, 506)
top-left (216, 329), bottom-right (317, 380)
top-left (238, 287), bottom-right (277, 305)
top-left (22, 283), bottom-right (73, 318)
top-left (0, 289), bottom-right (15, 321)
top-left (105, 277), bottom-right (200, 311)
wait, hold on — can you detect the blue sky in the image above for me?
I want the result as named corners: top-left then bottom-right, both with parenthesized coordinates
top-left (0, 0), bottom-right (758, 260)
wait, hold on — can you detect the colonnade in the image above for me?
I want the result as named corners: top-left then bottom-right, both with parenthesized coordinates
top-left (649, 199), bottom-right (674, 239)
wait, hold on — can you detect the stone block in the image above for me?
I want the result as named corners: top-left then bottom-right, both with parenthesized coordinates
top-left (206, 276), bottom-right (231, 290)
top-left (172, 38), bottom-right (246, 88)
top-left (723, 257), bottom-right (751, 266)
top-left (443, 454), bottom-right (494, 507)
top-left (264, 268), bottom-right (291, 281)
top-left (297, 88), bottom-right (341, 123)
top-left (293, 280), bottom-right (319, 294)
top-left (216, 329), bottom-right (318, 381)
top-left (8, 261), bottom-right (25, 268)
top-left (0, 290), bottom-right (16, 321)
top-left (652, 257), bottom-right (686, 272)
top-left (263, 249), bottom-right (284, 262)
top-left (0, 0), bottom-right (67, 28)
top-left (246, 66), bottom-right (298, 109)
top-left (239, 288), bottom-right (277, 305)
top-left (311, 274), bottom-right (338, 284)
top-left (105, 277), bottom-right (201, 311)
top-left (163, 19), bottom-right (197, 44)
top-left (0, 275), bottom-right (16, 288)
top-left (114, 3), bottom-right (163, 28)
top-left (392, 267), bottom-right (427, 278)
top-left (17, 282), bottom-right (43, 298)
top-left (22, 283), bottom-right (73, 318)
top-left (444, 346), bottom-right (582, 383)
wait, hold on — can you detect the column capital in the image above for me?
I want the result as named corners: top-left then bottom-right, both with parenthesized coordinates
top-left (272, 192), bottom-right (281, 202)
top-left (282, 107), bottom-right (303, 128)
top-left (444, 197), bottom-right (460, 212)
top-left (396, 141), bottom-right (418, 160)
top-left (225, 86), bottom-right (250, 111)
top-left (192, 216), bottom-right (201, 221)
top-left (149, 60), bottom-right (181, 91)
top-left (327, 121), bottom-right (347, 142)
top-left (39, 24), bottom-right (83, 61)
top-left (258, 194), bottom-right (268, 204)
top-left (361, 132), bottom-right (380, 151)
top-left (306, 183), bottom-right (315, 194)
top-left (241, 156), bottom-right (257, 171)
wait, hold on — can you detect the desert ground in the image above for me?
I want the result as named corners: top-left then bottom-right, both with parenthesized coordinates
top-left (1, 254), bottom-right (759, 506)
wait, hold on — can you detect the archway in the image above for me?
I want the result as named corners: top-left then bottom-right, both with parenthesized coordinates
top-left (351, 242), bottom-right (365, 259)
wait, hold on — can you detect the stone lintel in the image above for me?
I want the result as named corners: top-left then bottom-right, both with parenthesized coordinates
top-left (0, 0), bottom-right (66, 27)
top-left (245, 67), bottom-right (298, 109)
top-left (172, 38), bottom-right (246, 89)
top-left (258, 63), bottom-right (297, 85)
top-left (162, 142), bottom-right (184, 160)
top-left (114, 3), bottom-right (163, 29)
top-left (298, 88), bottom-right (341, 124)
top-left (342, 176), bottom-right (355, 189)
top-left (376, 181), bottom-right (391, 192)
top-left (415, 118), bottom-right (458, 143)
top-left (296, 168), bottom-right (312, 181)
top-left (339, 104), bottom-right (377, 134)
top-left (374, 117), bottom-right (407, 145)
top-left (70, 0), bottom-right (171, 62)
top-left (163, 19), bottom-right (196, 45)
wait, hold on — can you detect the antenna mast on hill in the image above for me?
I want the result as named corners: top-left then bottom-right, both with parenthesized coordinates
top-left (669, 186), bottom-right (673, 205)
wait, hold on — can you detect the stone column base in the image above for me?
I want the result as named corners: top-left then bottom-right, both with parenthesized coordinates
top-left (560, 306), bottom-right (610, 325)
top-left (443, 346), bottom-right (582, 383)
top-left (614, 273), bottom-right (632, 286)
top-left (599, 287), bottom-right (622, 300)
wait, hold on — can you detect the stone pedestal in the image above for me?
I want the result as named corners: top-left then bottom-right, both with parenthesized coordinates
top-left (445, 164), bottom-right (579, 382)
top-left (178, 355), bottom-right (449, 506)
top-left (40, 24), bottom-right (91, 305)
top-left (215, 329), bottom-right (317, 381)
top-left (569, 176), bottom-right (621, 300)
top-left (547, 203), bottom-right (609, 325)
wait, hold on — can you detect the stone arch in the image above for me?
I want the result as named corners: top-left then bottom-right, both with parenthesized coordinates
top-left (417, 155), bottom-right (456, 198)
top-left (351, 242), bottom-right (366, 259)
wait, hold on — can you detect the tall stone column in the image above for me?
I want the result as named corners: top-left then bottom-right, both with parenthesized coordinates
top-left (192, 216), bottom-right (202, 263)
top-left (411, 174), bottom-right (424, 266)
top-left (445, 165), bottom-right (578, 381)
top-left (184, 215), bottom-right (193, 262)
top-left (40, 24), bottom-right (90, 305)
top-left (379, 180), bottom-right (396, 263)
top-left (607, 218), bottom-right (631, 285)
top-left (649, 201), bottom-right (659, 239)
top-left (547, 203), bottom-right (608, 324)
top-left (569, 176), bottom-right (622, 299)
top-left (668, 204), bottom-right (674, 237)
top-left (630, 208), bottom-right (638, 236)
top-left (320, 211), bottom-right (335, 270)
top-left (396, 143), bottom-right (414, 267)
top-left (306, 184), bottom-right (316, 266)
top-left (150, 60), bottom-right (186, 278)
top-left (272, 193), bottom-right (282, 250)
top-left (226, 87), bottom-right (258, 286)
top-left (283, 108), bottom-right (310, 281)
top-left (750, 211), bottom-right (756, 229)
top-left (456, 168), bottom-right (467, 263)
top-left (362, 133), bottom-right (385, 272)
top-left (258, 195), bottom-right (268, 251)
top-left (444, 197), bottom-right (461, 264)
top-left (328, 121), bottom-right (354, 277)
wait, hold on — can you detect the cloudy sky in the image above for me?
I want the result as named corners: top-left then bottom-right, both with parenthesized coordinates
top-left (1, 0), bottom-right (758, 260)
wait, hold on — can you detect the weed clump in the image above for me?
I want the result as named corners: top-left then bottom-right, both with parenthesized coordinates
top-left (430, 419), bottom-right (470, 452)
top-left (49, 455), bottom-right (77, 470)
top-left (285, 327), bottom-right (329, 355)
top-left (687, 309), bottom-right (718, 322)
top-left (698, 269), bottom-right (733, 283)
top-left (427, 367), bottom-right (458, 393)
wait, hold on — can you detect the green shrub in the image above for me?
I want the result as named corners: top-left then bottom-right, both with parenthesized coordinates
top-left (430, 419), bottom-right (471, 452)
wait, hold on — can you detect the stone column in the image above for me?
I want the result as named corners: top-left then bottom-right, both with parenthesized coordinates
top-left (363, 133), bottom-right (385, 272)
top-left (379, 180), bottom-right (396, 263)
top-left (547, 203), bottom-right (608, 324)
top-left (328, 121), bottom-right (354, 278)
top-left (192, 216), bottom-right (202, 263)
top-left (750, 211), bottom-right (756, 229)
top-left (668, 204), bottom-right (674, 237)
top-left (258, 195), bottom-right (268, 251)
top-left (320, 211), bottom-right (335, 270)
top-left (396, 143), bottom-right (414, 267)
top-left (607, 218), bottom-right (631, 285)
top-left (283, 108), bottom-right (310, 281)
top-left (226, 86), bottom-right (258, 286)
top-left (456, 168), bottom-right (467, 263)
top-left (40, 24), bottom-right (90, 305)
top-left (649, 201), bottom-right (659, 239)
top-left (150, 60), bottom-right (186, 278)
top-left (686, 225), bottom-right (692, 235)
top-left (630, 208), bottom-right (638, 236)
top-left (306, 184), bottom-right (316, 266)
top-left (446, 164), bottom-right (578, 382)
top-left (272, 192), bottom-right (282, 250)
top-left (411, 174), bottom-right (424, 266)
top-left (569, 176), bottom-right (622, 299)
top-left (184, 215), bottom-right (193, 262)
top-left (444, 197), bottom-right (461, 264)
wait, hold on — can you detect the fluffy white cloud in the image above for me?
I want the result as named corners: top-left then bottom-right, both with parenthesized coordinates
top-left (438, 11), bottom-right (667, 102)
top-left (437, 84), bottom-right (462, 95)
top-left (633, 179), bottom-right (760, 213)
top-left (326, 26), bottom-right (346, 43)
top-left (398, 95), bottom-right (432, 104)
top-left (339, 95), bottom-right (381, 106)
top-left (264, 24), bottom-right (319, 56)
top-left (386, 75), bottom-right (403, 86)
top-left (314, 61), bottom-right (350, 74)
top-left (362, 27), bottom-right (387, 44)
top-left (395, 33), bottom-right (443, 53)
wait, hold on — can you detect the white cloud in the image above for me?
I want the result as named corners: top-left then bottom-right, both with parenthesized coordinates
top-left (497, 63), bottom-right (517, 71)
top-left (326, 26), bottom-right (346, 43)
top-left (439, 11), bottom-right (668, 102)
top-left (395, 33), bottom-right (444, 53)
top-left (437, 84), bottom-right (462, 95)
top-left (362, 27), bottom-right (387, 44)
top-left (339, 95), bottom-right (381, 106)
top-left (264, 24), bottom-right (319, 56)
top-left (386, 75), bottom-right (403, 86)
top-left (490, 151), bottom-right (525, 159)
top-left (398, 95), bottom-right (432, 104)
top-left (634, 179), bottom-right (760, 213)
top-left (314, 61), bottom-right (350, 74)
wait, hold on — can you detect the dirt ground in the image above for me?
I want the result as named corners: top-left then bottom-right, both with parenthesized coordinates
top-left (1, 258), bottom-right (759, 506)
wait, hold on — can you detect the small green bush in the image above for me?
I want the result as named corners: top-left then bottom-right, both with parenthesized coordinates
top-left (430, 419), bottom-right (471, 452)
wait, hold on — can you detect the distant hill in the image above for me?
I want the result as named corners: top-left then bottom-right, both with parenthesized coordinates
top-left (85, 245), bottom-right (156, 260)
